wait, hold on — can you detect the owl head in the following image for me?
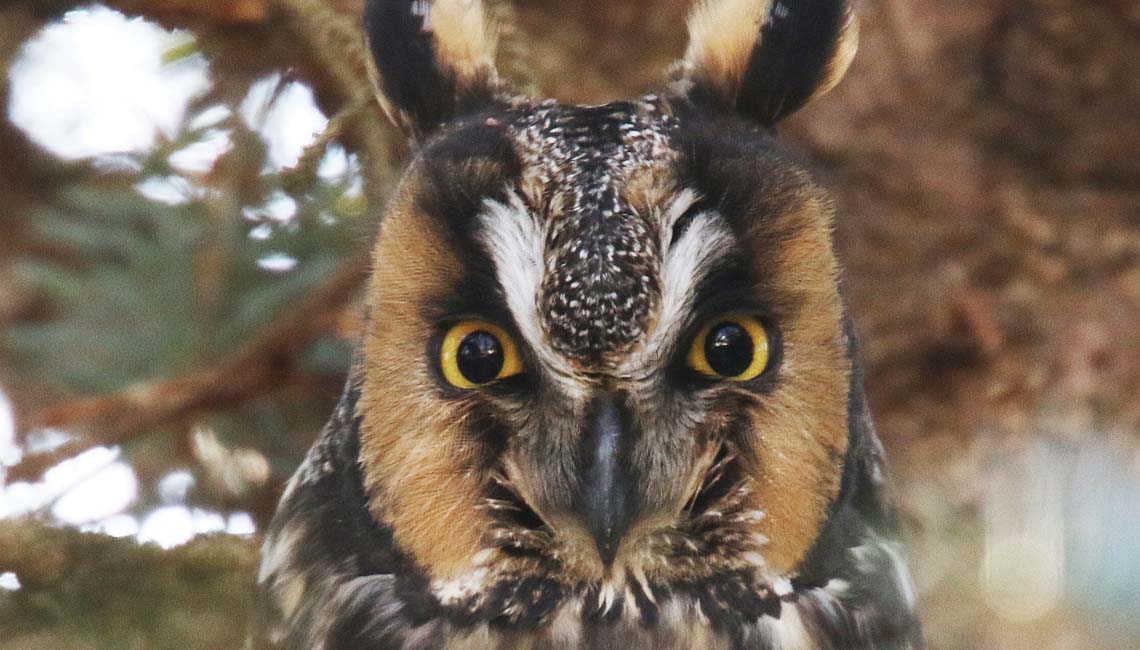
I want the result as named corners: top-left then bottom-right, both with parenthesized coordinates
top-left (357, 0), bottom-right (860, 612)
top-left (259, 1), bottom-right (922, 647)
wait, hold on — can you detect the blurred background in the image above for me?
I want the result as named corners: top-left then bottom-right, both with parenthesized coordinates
top-left (0, 1), bottom-right (1138, 648)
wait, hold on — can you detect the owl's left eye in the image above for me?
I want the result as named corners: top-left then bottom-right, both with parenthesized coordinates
top-left (439, 320), bottom-right (524, 389)
top-left (686, 314), bottom-right (771, 382)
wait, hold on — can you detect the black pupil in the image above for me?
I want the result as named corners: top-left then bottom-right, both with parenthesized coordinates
top-left (457, 330), bottom-right (504, 384)
top-left (705, 322), bottom-right (754, 377)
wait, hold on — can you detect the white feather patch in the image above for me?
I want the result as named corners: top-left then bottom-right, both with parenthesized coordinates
top-left (478, 194), bottom-right (583, 393)
top-left (763, 602), bottom-right (814, 650)
top-left (546, 597), bottom-right (584, 646)
top-left (259, 523), bottom-right (305, 584)
top-left (620, 195), bottom-right (735, 381)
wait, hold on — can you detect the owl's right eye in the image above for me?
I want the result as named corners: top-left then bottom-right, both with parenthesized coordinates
top-left (439, 320), bottom-right (523, 389)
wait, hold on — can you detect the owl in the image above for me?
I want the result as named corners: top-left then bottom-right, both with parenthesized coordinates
top-left (254, 0), bottom-right (923, 648)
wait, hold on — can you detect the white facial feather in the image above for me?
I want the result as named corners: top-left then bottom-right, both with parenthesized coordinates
top-left (478, 193), bottom-right (584, 395)
top-left (480, 187), bottom-right (735, 391)
top-left (620, 192), bottom-right (736, 382)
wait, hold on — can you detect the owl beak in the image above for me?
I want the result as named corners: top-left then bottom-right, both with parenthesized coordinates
top-left (577, 393), bottom-right (635, 567)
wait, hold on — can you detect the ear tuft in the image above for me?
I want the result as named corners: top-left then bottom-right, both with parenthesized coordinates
top-left (681, 0), bottom-right (858, 125)
top-left (426, 0), bottom-right (499, 83)
top-left (685, 0), bottom-right (773, 104)
top-left (365, 0), bottom-right (503, 139)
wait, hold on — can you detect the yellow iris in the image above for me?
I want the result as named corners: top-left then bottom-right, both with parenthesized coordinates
top-left (686, 314), bottom-right (770, 381)
top-left (439, 320), bottom-right (524, 389)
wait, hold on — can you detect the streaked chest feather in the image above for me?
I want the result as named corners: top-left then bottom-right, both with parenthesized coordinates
top-left (259, 492), bottom-right (920, 650)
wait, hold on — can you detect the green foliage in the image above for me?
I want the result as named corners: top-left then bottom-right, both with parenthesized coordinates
top-left (1, 84), bottom-right (370, 513)
top-left (3, 108), bottom-right (365, 394)
top-left (0, 10), bottom-right (379, 650)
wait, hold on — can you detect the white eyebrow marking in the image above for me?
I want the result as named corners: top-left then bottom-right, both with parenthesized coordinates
top-left (619, 189), bottom-right (736, 381)
top-left (478, 188), bottom-right (733, 392)
top-left (477, 192), bottom-right (585, 395)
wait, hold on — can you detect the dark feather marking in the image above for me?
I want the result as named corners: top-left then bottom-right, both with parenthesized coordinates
top-left (669, 571), bottom-right (781, 633)
top-left (627, 575), bottom-right (660, 626)
top-left (364, 0), bottom-right (501, 135)
top-left (327, 576), bottom-right (439, 650)
top-left (668, 196), bottom-right (710, 248)
top-left (413, 117), bottom-right (521, 244)
top-left (485, 576), bottom-right (565, 628)
top-left (739, 0), bottom-right (849, 124)
top-left (365, 0), bottom-right (456, 133)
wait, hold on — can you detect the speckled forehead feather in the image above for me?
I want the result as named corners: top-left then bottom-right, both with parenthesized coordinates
top-left (506, 97), bottom-right (680, 364)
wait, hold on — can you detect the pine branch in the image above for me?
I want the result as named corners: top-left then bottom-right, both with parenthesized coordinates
top-left (5, 259), bottom-right (368, 484)
top-left (280, 89), bottom-right (374, 194)
top-left (1, 0), bottom-right (395, 485)
top-left (272, 0), bottom-right (398, 201)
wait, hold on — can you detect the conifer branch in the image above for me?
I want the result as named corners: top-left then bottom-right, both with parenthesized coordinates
top-left (5, 260), bottom-right (368, 484)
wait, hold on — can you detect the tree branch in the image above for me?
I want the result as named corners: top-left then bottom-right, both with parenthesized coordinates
top-left (0, 518), bottom-right (257, 648)
top-left (4, 260), bottom-right (368, 484)
top-left (1, 0), bottom-right (395, 484)
top-left (271, 0), bottom-right (398, 202)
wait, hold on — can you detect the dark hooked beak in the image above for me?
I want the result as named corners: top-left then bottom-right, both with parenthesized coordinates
top-left (576, 392), bottom-right (636, 566)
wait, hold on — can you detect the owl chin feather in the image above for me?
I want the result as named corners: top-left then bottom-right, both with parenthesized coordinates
top-left (255, 0), bottom-right (922, 647)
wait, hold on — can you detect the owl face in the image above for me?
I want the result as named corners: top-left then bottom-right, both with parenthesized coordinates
top-left (251, 3), bottom-right (925, 643)
top-left (256, 3), bottom-right (927, 647)
top-left (358, 100), bottom-right (852, 621)
top-left (354, 0), bottom-right (865, 620)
